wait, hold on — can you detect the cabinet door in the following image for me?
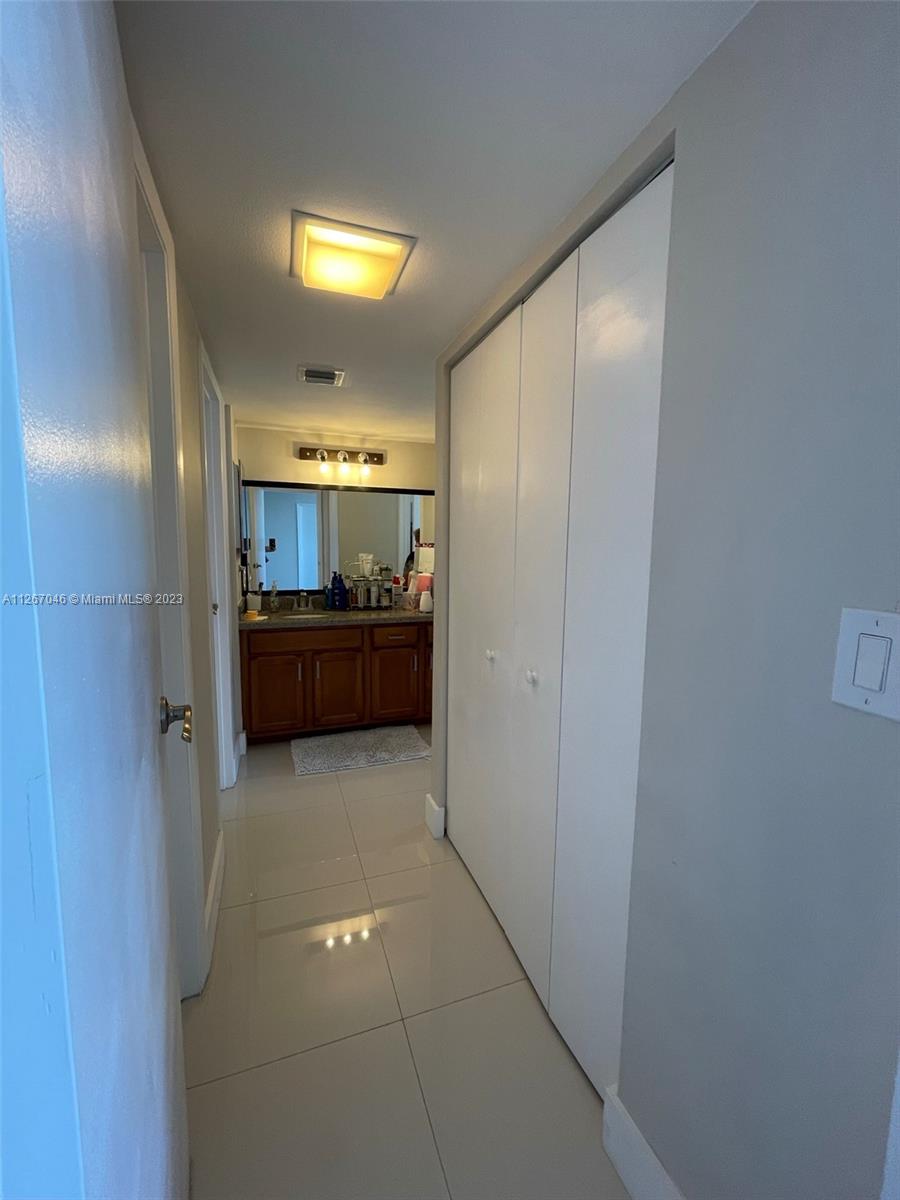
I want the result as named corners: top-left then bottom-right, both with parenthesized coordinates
top-left (423, 640), bottom-right (433, 718)
top-left (506, 251), bottom-right (579, 1005)
top-left (312, 649), bottom-right (365, 728)
top-left (551, 166), bottom-right (673, 1094)
top-left (370, 646), bottom-right (420, 721)
top-left (248, 654), bottom-right (305, 734)
top-left (447, 308), bottom-right (521, 923)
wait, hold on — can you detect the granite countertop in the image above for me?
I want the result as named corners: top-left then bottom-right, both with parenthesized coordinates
top-left (239, 608), bottom-right (433, 631)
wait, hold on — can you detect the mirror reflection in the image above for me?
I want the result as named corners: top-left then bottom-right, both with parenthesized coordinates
top-left (241, 484), bottom-right (435, 592)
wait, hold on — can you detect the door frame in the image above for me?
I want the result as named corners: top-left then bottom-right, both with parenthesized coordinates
top-left (134, 123), bottom-right (216, 998)
top-left (200, 346), bottom-right (239, 789)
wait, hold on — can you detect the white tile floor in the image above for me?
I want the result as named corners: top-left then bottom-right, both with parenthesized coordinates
top-left (185, 738), bottom-right (629, 1200)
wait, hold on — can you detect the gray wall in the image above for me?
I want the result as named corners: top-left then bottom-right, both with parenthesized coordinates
top-left (617, 4), bottom-right (899, 1198)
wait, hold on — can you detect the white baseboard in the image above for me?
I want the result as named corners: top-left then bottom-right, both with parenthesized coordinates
top-left (201, 828), bottom-right (225, 984)
top-left (425, 792), bottom-right (445, 839)
top-left (603, 1087), bottom-right (685, 1200)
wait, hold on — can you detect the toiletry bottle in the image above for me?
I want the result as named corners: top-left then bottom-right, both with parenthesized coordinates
top-left (336, 573), bottom-right (348, 611)
top-left (270, 580), bottom-right (280, 612)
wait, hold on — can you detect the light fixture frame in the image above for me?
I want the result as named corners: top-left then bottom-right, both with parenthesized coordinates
top-left (290, 210), bottom-right (417, 299)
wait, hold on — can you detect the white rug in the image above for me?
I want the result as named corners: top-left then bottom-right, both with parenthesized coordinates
top-left (291, 725), bottom-right (431, 776)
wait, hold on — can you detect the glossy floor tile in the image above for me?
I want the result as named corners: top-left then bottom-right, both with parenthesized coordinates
top-left (239, 741), bottom-right (295, 779)
top-left (345, 789), bottom-right (458, 878)
top-left (188, 1023), bottom-right (449, 1200)
top-left (221, 770), bottom-right (343, 820)
top-left (183, 881), bottom-right (399, 1086)
top-left (337, 758), bottom-right (432, 803)
top-left (406, 981), bottom-right (629, 1200)
top-left (368, 860), bottom-right (524, 1016)
top-left (221, 801), bottom-right (362, 907)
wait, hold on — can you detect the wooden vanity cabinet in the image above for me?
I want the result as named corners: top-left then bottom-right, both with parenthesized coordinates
top-left (312, 649), bottom-right (365, 728)
top-left (248, 653), bottom-right (305, 734)
top-left (241, 620), bottom-right (432, 741)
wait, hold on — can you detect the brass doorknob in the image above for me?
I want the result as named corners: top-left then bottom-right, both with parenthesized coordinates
top-left (160, 696), bottom-right (193, 743)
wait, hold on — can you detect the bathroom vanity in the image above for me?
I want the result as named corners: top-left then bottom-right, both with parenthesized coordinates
top-left (240, 611), bottom-right (433, 740)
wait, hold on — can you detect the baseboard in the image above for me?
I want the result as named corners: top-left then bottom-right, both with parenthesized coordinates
top-left (603, 1087), bottom-right (686, 1200)
top-left (201, 828), bottom-right (225, 982)
top-left (425, 791), bottom-right (445, 839)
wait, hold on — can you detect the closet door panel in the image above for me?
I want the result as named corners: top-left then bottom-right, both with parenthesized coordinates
top-left (550, 167), bottom-right (674, 1093)
top-left (447, 344), bottom-right (491, 892)
top-left (507, 252), bottom-right (578, 1004)
top-left (447, 310), bottom-right (521, 921)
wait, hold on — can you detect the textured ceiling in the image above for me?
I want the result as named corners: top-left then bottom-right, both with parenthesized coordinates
top-left (117, 1), bottom-right (751, 441)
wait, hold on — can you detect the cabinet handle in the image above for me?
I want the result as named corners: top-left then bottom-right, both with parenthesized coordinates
top-left (388, 633), bottom-right (404, 640)
top-left (297, 661), bottom-right (303, 682)
top-left (316, 660), bottom-right (320, 681)
top-left (412, 653), bottom-right (418, 673)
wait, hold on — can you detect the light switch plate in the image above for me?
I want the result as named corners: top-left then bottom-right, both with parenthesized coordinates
top-left (832, 608), bottom-right (900, 721)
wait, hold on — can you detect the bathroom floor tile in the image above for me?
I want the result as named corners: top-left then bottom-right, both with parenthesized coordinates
top-left (182, 881), bottom-right (399, 1086)
top-left (345, 790), bottom-right (457, 879)
top-left (367, 861), bottom-right (523, 1017)
top-left (221, 770), bottom-right (343, 820)
top-left (406, 981), bottom-right (628, 1200)
top-left (188, 1023), bottom-right (448, 1200)
top-left (221, 802), bottom-right (362, 907)
top-left (240, 742), bottom-right (296, 780)
top-left (337, 758), bottom-right (432, 803)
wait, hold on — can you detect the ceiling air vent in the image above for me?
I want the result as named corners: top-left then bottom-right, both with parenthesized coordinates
top-left (297, 364), bottom-right (347, 387)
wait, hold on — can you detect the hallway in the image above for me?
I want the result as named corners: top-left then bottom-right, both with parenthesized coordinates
top-left (183, 745), bottom-right (628, 1199)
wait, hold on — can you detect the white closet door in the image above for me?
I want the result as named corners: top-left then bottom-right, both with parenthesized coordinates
top-left (447, 309), bottom-right (521, 915)
top-left (506, 252), bottom-right (578, 1004)
top-left (550, 166), bottom-right (673, 1094)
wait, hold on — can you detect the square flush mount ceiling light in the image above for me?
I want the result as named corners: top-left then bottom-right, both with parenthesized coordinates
top-left (290, 211), bottom-right (416, 300)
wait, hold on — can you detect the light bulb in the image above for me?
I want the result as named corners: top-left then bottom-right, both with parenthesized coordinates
top-left (360, 464), bottom-right (371, 479)
top-left (342, 933), bottom-right (352, 946)
top-left (360, 928), bottom-right (370, 941)
top-left (339, 462), bottom-right (350, 477)
top-left (325, 937), bottom-right (335, 950)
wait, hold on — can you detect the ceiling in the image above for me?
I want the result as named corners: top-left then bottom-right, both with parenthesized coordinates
top-left (117, 1), bottom-right (751, 442)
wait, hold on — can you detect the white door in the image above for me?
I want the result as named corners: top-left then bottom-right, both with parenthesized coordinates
top-left (137, 155), bottom-right (213, 1001)
top-left (447, 309), bottom-right (522, 916)
top-left (550, 166), bottom-right (674, 1094)
top-left (201, 352), bottom-right (238, 790)
top-left (506, 252), bottom-right (579, 1004)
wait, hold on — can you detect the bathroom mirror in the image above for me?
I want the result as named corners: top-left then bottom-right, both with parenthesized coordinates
top-left (240, 482), bottom-right (435, 592)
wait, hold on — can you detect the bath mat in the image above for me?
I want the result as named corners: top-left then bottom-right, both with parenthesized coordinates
top-left (291, 725), bottom-right (431, 776)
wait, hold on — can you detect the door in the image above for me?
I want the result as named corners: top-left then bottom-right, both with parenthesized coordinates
top-left (371, 646), bottom-right (420, 720)
top-left (2, 16), bottom-right (191, 1192)
top-left (550, 166), bottom-right (674, 1094)
top-left (447, 308), bottom-right (522, 921)
top-left (248, 654), bottom-right (305, 733)
top-left (201, 351), bottom-right (238, 789)
top-left (506, 251), bottom-right (579, 1005)
top-left (313, 649), bottom-right (365, 727)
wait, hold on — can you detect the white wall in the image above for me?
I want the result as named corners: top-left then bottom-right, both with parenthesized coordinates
top-left (436, 4), bottom-right (898, 1197)
top-left (236, 423), bottom-right (435, 491)
top-left (1, 3), bottom-right (187, 1196)
top-left (337, 490), bottom-right (402, 575)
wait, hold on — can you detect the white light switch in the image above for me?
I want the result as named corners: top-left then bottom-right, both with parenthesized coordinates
top-left (852, 634), bottom-right (890, 692)
top-left (832, 609), bottom-right (900, 721)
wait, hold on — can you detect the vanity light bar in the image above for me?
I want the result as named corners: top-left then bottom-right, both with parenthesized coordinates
top-left (297, 446), bottom-right (385, 466)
